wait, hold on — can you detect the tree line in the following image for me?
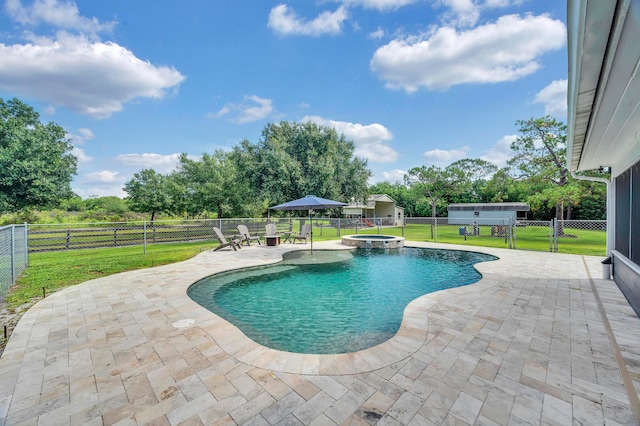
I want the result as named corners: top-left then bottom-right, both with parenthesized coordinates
top-left (372, 116), bottom-right (607, 221)
top-left (0, 97), bottom-right (607, 223)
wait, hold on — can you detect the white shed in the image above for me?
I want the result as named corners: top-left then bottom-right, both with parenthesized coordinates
top-left (447, 203), bottom-right (530, 226)
top-left (343, 194), bottom-right (405, 226)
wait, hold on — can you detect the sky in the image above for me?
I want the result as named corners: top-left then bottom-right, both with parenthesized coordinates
top-left (0, 0), bottom-right (568, 198)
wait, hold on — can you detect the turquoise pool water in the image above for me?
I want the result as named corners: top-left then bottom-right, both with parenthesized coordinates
top-left (188, 248), bottom-right (496, 354)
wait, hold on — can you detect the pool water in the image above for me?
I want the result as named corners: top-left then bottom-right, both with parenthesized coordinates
top-left (188, 248), bottom-right (496, 354)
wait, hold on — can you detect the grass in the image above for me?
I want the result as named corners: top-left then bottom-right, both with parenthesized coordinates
top-left (7, 223), bottom-right (606, 308)
top-left (7, 241), bottom-right (217, 309)
top-left (313, 223), bottom-right (606, 255)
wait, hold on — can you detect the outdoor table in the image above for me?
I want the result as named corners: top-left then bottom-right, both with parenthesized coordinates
top-left (265, 235), bottom-right (281, 246)
top-left (281, 232), bottom-right (293, 243)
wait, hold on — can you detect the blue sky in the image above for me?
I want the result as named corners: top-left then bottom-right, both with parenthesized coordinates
top-left (0, 0), bottom-right (568, 198)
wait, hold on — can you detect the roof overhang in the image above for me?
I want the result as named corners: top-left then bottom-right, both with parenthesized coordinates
top-left (567, 0), bottom-right (640, 173)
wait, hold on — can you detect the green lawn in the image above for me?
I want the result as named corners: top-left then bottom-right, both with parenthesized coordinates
top-left (313, 223), bottom-right (606, 256)
top-left (8, 241), bottom-right (216, 309)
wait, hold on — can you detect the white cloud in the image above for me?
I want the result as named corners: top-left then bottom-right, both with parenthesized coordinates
top-left (213, 95), bottom-right (274, 124)
top-left (71, 146), bottom-right (92, 163)
top-left (423, 146), bottom-right (470, 164)
top-left (268, 4), bottom-right (348, 36)
top-left (369, 27), bottom-right (385, 39)
top-left (81, 170), bottom-right (120, 183)
top-left (67, 127), bottom-right (95, 163)
top-left (381, 169), bottom-right (407, 183)
top-left (483, 0), bottom-right (523, 8)
top-left (5, 0), bottom-right (116, 34)
top-left (74, 170), bottom-right (126, 198)
top-left (2, 1), bottom-right (182, 119)
top-left (0, 32), bottom-right (185, 118)
top-left (437, 0), bottom-right (480, 27)
top-left (303, 115), bottom-right (398, 163)
top-left (67, 127), bottom-right (94, 145)
top-left (480, 134), bottom-right (516, 167)
top-left (370, 14), bottom-right (566, 92)
top-left (534, 79), bottom-right (567, 117)
top-left (340, 0), bottom-right (417, 11)
top-left (114, 153), bottom-right (181, 174)
top-left (435, 0), bottom-right (523, 28)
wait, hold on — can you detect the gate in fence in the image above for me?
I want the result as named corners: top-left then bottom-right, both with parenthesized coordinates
top-left (0, 224), bottom-right (29, 302)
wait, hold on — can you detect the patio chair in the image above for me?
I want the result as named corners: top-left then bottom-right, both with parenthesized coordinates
top-left (237, 224), bottom-right (261, 246)
top-left (292, 224), bottom-right (311, 244)
top-left (265, 223), bottom-right (279, 237)
top-left (213, 227), bottom-right (240, 251)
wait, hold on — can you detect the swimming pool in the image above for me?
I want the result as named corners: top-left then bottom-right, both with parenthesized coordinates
top-left (188, 248), bottom-right (496, 354)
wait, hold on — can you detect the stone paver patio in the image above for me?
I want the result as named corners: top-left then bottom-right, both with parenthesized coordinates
top-left (1, 241), bottom-right (639, 425)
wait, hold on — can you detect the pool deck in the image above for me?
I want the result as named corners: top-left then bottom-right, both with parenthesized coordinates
top-left (1, 241), bottom-right (640, 425)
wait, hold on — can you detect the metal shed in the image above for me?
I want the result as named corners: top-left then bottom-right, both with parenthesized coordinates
top-left (447, 202), bottom-right (530, 226)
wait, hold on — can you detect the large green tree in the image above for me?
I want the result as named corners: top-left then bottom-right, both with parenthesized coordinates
top-left (172, 151), bottom-right (255, 218)
top-left (405, 165), bottom-right (462, 218)
top-left (230, 121), bottom-right (371, 208)
top-left (445, 158), bottom-right (498, 203)
top-left (0, 98), bottom-right (77, 212)
top-left (123, 169), bottom-right (172, 222)
top-left (508, 116), bottom-right (573, 222)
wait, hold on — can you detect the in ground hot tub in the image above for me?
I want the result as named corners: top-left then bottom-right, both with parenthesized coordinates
top-left (341, 234), bottom-right (405, 249)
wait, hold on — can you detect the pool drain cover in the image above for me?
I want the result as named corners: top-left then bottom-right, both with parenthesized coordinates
top-left (172, 319), bottom-right (195, 328)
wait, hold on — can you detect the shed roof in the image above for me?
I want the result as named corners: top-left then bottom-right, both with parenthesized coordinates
top-left (448, 202), bottom-right (530, 212)
top-left (344, 194), bottom-right (400, 209)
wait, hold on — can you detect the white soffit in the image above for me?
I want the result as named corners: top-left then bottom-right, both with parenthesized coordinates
top-left (568, 0), bottom-right (640, 173)
top-left (567, 0), bottom-right (615, 171)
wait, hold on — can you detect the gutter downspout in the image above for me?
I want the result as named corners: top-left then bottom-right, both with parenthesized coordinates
top-left (570, 171), bottom-right (612, 256)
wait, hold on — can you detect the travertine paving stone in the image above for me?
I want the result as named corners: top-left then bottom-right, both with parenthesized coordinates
top-left (1, 241), bottom-right (639, 425)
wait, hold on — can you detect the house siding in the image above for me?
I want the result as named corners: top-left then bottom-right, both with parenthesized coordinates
top-left (613, 160), bottom-right (640, 317)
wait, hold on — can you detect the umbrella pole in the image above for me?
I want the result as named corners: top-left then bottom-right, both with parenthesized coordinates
top-left (309, 208), bottom-right (313, 254)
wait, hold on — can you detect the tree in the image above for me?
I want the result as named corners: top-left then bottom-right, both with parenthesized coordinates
top-left (369, 181), bottom-right (418, 216)
top-left (405, 165), bottom-right (461, 218)
top-left (445, 158), bottom-right (498, 203)
top-left (230, 121), bottom-right (371, 208)
top-left (173, 151), bottom-right (246, 218)
top-left (124, 169), bottom-right (171, 222)
top-left (405, 165), bottom-right (462, 237)
top-left (0, 98), bottom-right (77, 212)
top-left (508, 116), bottom-right (571, 223)
top-left (482, 168), bottom-right (526, 204)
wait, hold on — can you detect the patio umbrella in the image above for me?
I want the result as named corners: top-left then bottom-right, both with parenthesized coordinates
top-left (270, 195), bottom-right (347, 253)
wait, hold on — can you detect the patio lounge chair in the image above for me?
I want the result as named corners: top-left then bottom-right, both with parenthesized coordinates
top-left (265, 223), bottom-right (279, 237)
top-left (237, 224), bottom-right (261, 246)
top-left (292, 224), bottom-right (311, 244)
top-left (213, 227), bottom-right (240, 251)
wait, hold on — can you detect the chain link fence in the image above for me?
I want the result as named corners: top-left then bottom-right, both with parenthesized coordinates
top-left (0, 225), bottom-right (29, 302)
top-left (384, 218), bottom-right (606, 254)
top-left (26, 217), bottom-right (607, 254)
